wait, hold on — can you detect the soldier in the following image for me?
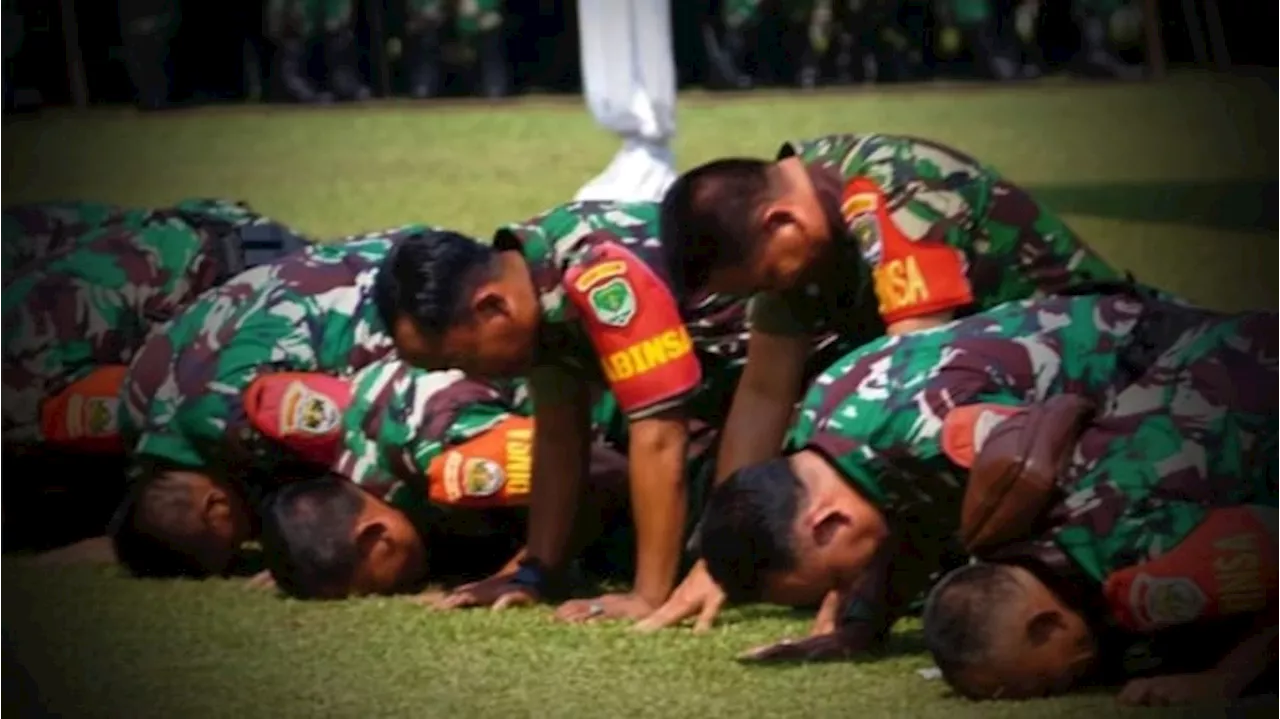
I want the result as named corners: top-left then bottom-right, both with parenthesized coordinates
top-left (1070, 0), bottom-right (1144, 79)
top-left (649, 133), bottom-right (1134, 629)
top-left (940, 0), bottom-right (1022, 80)
top-left (1, 199), bottom-right (308, 549)
top-left (108, 225), bottom-right (478, 579)
top-left (402, 0), bottom-right (508, 100)
top-left (828, 1), bottom-right (929, 85)
top-left (373, 200), bottom-right (847, 623)
top-left (711, 0), bottom-right (824, 89)
top-left (923, 323), bottom-right (1275, 703)
top-left (258, 355), bottom-right (636, 599)
top-left (265, 0), bottom-right (371, 103)
top-left (117, 0), bottom-right (180, 110)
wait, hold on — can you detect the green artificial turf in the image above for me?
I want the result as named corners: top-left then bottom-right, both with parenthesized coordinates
top-left (3, 71), bottom-right (1277, 719)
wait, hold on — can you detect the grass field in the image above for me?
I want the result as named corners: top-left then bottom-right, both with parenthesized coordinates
top-left (3, 71), bottom-right (1278, 719)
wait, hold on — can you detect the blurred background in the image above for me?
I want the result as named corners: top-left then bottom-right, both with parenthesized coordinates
top-left (1, 0), bottom-right (1270, 113)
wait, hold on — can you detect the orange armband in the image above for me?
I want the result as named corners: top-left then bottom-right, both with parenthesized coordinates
top-left (563, 241), bottom-right (702, 417)
top-left (1104, 506), bottom-right (1278, 632)
top-left (39, 365), bottom-right (128, 454)
top-left (841, 177), bottom-right (974, 325)
top-left (426, 416), bottom-right (534, 508)
top-left (243, 372), bottom-right (352, 466)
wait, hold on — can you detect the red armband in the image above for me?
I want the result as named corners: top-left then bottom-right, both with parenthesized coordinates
top-left (39, 365), bottom-right (128, 453)
top-left (563, 242), bottom-right (701, 417)
top-left (841, 177), bottom-right (974, 325)
top-left (426, 415), bottom-right (534, 508)
top-left (1104, 506), bottom-right (1278, 632)
top-left (243, 372), bottom-right (352, 465)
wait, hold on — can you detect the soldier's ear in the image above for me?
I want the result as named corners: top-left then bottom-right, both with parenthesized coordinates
top-left (354, 518), bottom-right (391, 559)
top-left (472, 287), bottom-right (509, 320)
top-left (1026, 609), bottom-right (1067, 647)
top-left (808, 504), bottom-right (852, 549)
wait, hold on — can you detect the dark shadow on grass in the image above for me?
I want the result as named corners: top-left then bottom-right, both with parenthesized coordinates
top-left (1027, 179), bottom-right (1278, 232)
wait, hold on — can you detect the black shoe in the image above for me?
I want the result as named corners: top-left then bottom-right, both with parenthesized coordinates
top-left (405, 27), bottom-right (442, 99)
top-left (476, 28), bottom-right (511, 99)
top-left (272, 39), bottom-right (331, 103)
top-left (324, 30), bottom-right (372, 101)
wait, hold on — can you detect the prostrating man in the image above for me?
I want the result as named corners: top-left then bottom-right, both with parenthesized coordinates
top-left (692, 287), bottom-right (1275, 661)
top-left (922, 323), bottom-right (1276, 704)
top-left (648, 132), bottom-right (1140, 628)
top-left (375, 200), bottom-right (846, 622)
top-left (259, 354), bottom-right (634, 599)
top-left (110, 225), bottom-right (477, 579)
top-left (2, 198), bottom-right (308, 551)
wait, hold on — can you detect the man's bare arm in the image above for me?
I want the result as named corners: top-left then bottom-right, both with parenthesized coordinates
top-left (715, 330), bottom-right (811, 482)
top-left (626, 409), bottom-right (689, 608)
top-left (525, 365), bottom-right (593, 571)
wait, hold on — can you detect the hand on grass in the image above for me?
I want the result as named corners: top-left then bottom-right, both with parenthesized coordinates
top-left (1118, 673), bottom-right (1236, 706)
top-left (633, 560), bottom-right (725, 633)
top-left (30, 536), bottom-right (116, 566)
top-left (738, 624), bottom-right (880, 664)
top-left (433, 573), bottom-right (539, 611)
top-left (245, 570), bottom-right (277, 592)
top-left (556, 593), bottom-right (655, 623)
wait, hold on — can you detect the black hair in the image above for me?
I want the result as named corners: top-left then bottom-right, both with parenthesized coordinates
top-left (921, 562), bottom-right (1027, 698)
top-left (259, 475), bottom-right (368, 600)
top-left (373, 229), bottom-right (497, 336)
top-left (695, 457), bottom-right (806, 603)
top-left (659, 158), bottom-right (777, 300)
top-left (109, 462), bottom-right (235, 578)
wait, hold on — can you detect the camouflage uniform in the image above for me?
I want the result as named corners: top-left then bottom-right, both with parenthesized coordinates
top-left (406, 0), bottom-right (501, 39)
top-left (2, 201), bottom-right (123, 280)
top-left (716, 0), bottom-right (824, 88)
top-left (985, 307), bottom-right (1277, 628)
top-left (400, 0), bottom-right (508, 99)
top-left (1071, 0), bottom-right (1143, 79)
top-left (783, 287), bottom-right (1213, 624)
top-left (265, 0), bottom-right (370, 103)
top-left (495, 201), bottom-right (748, 423)
top-left (118, 227), bottom-right (442, 476)
top-left (2, 199), bottom-right (302, 448)
top-left (752, 134), bottom-right (1125, 347)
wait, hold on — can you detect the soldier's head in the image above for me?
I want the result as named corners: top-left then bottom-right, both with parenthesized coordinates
top-left (661, 156), bottom-right (832, 301)
top-left (376, 230), bottom-right (541, 379)
top-left (260, 475), bottom-right (427, 599)
top-left (110, 462), bottom-right (254, 578)
top-left (922, 562), bottom-right (1098, 700)
top-left (696, 450), bottom-right (889, 608)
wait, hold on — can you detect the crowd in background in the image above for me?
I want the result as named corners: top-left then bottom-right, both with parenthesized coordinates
top-left (0, 0), bottom-right (1255, 112)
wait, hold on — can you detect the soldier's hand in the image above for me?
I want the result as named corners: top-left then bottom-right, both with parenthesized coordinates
top-left (737, 624), bottom-right (878, 664)
top-left (810, 589), bottom-right (844, 636)
top-left (634, 560), bottom-right (726, 633)
top-left (245, 570), bottom-right (277, 592)
top-left (29, 536), bottom-right (116, 566)
top-left (432, 573), bottom-right (540, 611)
top-left (1117, 673), bottom-right (1234, 706)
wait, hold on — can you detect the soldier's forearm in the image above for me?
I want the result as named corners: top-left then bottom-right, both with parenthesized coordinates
top-left (1214, 620), bottom-right (1277, 697)
top-left (628, 411), bottom-right (689, 608)
top-left (715, 388), bottom-right (796, 483)
top-left (524, 374), bottom-right (592, 571)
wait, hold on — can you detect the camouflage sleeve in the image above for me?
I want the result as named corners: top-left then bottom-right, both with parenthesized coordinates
top-left (336, 357), bottom-right (535, 507)
top-left (789, 328), bottom-right (1029, 513)
top-left (2, 201), bottom-right (124, 278)
top-left (125, 280), bottom-right (324, 469)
